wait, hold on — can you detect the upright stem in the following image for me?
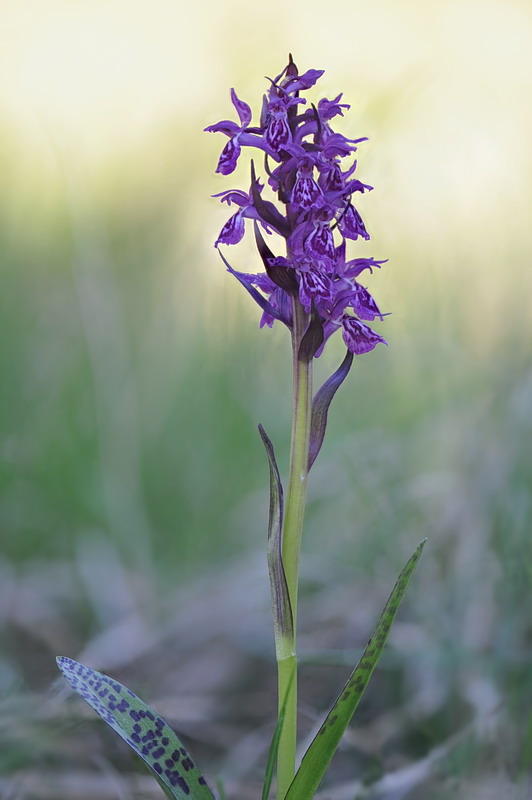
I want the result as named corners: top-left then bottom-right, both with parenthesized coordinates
top-left (283, 299), bottom-right (313, 625)
top-left (276, 297), bottom-right (313, 800)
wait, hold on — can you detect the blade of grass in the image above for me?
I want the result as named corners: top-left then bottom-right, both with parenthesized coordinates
top-left (284, 540), bottom-right (426, 800)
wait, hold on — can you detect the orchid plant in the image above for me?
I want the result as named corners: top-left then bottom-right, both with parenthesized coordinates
top-left (57, 56), bottom-right (424, 800)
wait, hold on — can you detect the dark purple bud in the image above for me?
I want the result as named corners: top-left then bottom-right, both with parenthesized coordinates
top-left (285, 53), bottom-right (298, 80)
top-left (271, 56), bottom-right (294, 86)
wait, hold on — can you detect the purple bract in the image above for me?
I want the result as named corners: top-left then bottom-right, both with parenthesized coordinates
top-left (205, 55), bottom-right (388, 357)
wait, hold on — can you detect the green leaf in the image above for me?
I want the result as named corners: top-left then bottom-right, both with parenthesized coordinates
top-left (284, 540), bottom-right (426, 800)
top-left (56, 657), bottom-right (215, 800)
top-left (259, 423), bottom-right (294, 648)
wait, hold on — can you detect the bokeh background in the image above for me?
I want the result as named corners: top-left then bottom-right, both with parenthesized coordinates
top-left (1, 0), bottom-right (532, 797)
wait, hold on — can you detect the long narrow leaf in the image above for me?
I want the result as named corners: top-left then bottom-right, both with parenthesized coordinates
top-left (258, 423), bottom-right (294, 647)
top-left (57, 657), bottom-right (215, 800)
top-left (285, 540), bottom-right (426, 800)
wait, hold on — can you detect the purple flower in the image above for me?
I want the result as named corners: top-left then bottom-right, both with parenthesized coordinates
top-left (204, 89), bottom-right (251, 175)
top-left (205, 89), bottom-right (273, 174)
top-left (206, 55), bottom-right (388, 358)
top-left (298, 268), bottom-right (335, 313)
top-left (341, 316), bottom-right (387, 355)
top-left (265, 97), bottom-right (293, 153)
top-left (291, 155), bottom-right (324, 212)
top-left (339, 204), bottom-right (370, 241)
top-left (213, 183), bottom-right (273, 246)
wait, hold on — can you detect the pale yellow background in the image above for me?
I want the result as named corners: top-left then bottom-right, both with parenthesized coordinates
top-left (2, 0), bottom-right (531, 353)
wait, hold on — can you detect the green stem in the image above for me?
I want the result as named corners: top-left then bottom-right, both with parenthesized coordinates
top-left (276, 297), bottom-right (313, 800)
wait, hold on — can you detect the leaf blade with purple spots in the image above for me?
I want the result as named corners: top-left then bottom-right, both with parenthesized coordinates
top-left (284, 540), bottom-right (426, 800)
top-left (56, 657), bottom-right (215, 800)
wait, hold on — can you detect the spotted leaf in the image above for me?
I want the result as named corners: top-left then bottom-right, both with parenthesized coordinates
top-left (56, 657), bottom-right (215, 800)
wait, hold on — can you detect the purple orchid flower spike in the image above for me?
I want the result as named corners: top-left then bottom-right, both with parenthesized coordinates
top-left (206, 55), bottom-right (391, 513)
top-left (205, 54), bottom-right (387, 362)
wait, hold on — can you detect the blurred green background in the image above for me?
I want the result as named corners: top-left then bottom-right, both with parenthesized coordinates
top-left (1, 0), bottom-right (532, 797)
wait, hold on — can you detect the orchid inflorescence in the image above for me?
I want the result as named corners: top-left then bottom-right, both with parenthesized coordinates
top-left (205, 54), bottom-right (388, 359)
